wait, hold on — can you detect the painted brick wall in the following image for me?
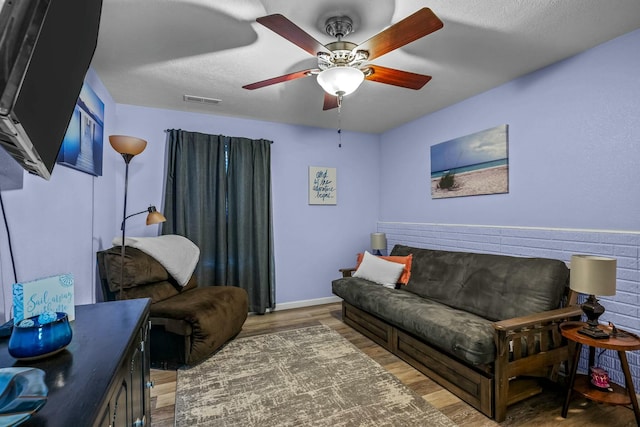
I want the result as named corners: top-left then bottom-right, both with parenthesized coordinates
top-left (378, 221), bottom-right (640, 390)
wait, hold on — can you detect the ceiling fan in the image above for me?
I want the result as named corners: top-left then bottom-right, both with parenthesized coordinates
top-left (243, 8), bottom-right (444, 110)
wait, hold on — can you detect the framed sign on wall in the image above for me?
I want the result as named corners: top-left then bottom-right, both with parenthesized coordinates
top-left (309, 166), bottom-right (337, 205)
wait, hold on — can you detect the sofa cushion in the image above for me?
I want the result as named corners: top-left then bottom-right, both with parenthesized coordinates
top-left (121, 275), bottom-right (198, 304)
top-left (353, 251), bottom-right (405, 288)
top-left (332, 277), bottom-right (496, 365)
top-left (390, 245), bottom-right (569, 321)
top-left (356, 253), bottom-right (413, 284)
top-left (120, 280), bottom-right (181, 303)
top-left (99, 247), bottom-right (198, 303)
top-left (102, 246), bottom-right (172, 290)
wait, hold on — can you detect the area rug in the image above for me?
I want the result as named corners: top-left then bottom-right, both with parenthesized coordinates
top-left (175, 325), bottom-right (457, 426)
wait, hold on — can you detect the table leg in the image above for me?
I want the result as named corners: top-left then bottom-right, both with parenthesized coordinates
top-left (618, 350), bottom-right (640, 425)
top-left (562, 342), bottom-right (582, 418)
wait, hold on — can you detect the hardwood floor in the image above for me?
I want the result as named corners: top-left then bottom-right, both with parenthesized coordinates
top-left (150, 303), bottom-right (637, 426)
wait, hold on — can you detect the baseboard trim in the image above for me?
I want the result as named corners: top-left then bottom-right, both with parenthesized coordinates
top-left (273, 296), bottom-right (342, 312)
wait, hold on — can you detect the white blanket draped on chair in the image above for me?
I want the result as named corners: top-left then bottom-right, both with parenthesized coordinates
top-left (112, 234), bottom-right (199, 287)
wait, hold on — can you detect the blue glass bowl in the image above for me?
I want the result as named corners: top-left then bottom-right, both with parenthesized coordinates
top-left (8, 312), bottom-right (72, 360)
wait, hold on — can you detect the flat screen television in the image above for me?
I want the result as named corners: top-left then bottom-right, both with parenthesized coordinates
top-left (0, 0), bottom-right (103, 180)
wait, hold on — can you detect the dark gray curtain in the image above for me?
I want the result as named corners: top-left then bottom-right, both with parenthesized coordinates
top-left (163, 129), bottom-right (275, 313)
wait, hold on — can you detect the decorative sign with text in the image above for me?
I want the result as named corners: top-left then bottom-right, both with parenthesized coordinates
top-left (12, 273), bottom-right (75, 322)
top-left (309, 166), bottom-right (337, 205)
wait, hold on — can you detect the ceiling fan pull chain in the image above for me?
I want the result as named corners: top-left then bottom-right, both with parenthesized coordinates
top-left (337, 97), bottom-right (343, 148)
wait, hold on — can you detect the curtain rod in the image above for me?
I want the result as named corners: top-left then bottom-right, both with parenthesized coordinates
top-left (164, 129), bottom-right (273, 143)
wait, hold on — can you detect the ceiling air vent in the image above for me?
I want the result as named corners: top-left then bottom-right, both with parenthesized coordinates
top-left (183, 94), bottom-right (221, 105)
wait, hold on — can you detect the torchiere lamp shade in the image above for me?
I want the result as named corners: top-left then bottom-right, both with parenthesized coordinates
top-left (109, 135), bottom-right (147, 156)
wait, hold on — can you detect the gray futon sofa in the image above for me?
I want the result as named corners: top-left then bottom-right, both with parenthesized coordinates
top-left (332, 244), bottom-right (582, 422)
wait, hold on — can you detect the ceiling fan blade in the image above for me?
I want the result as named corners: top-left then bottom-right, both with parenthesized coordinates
top-left (354, 8), bottom-right (443, 61)
top-left (365, 65), bottom-right (432, 89)
top-left (323, 93), bottom-right (339, 110)
top-left (256, 14), bottom-right (330, 56)
top-left (243, 69), bottom-right (314, 90)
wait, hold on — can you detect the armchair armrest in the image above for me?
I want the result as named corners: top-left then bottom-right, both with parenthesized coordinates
top-left (339, 267), bottom-right (357, 278)
top-left (493, 306), bottom-right (583, 332)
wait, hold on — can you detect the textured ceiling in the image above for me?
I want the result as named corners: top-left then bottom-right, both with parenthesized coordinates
top-left (91, 0), bottom-right (640, 134)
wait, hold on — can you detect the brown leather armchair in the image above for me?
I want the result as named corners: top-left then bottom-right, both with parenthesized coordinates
top-left (96, 246), bottom-right (248, 367)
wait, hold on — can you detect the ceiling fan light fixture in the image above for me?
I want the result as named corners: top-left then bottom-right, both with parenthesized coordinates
top-left (317, 67), bottom-right (365, 97)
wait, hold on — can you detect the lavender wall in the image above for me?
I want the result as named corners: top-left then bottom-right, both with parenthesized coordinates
top-left (0, 68), bottom-right (118, 319)
top-left (380, 29), bottom-right (640, 230)
top-left (109, 104), bottom-right (380, 305)
top-left (378, 30), bottom-right (640, 389)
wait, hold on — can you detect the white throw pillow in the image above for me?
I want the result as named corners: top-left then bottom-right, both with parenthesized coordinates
top-left (353, 251), bottom-right (405, 288)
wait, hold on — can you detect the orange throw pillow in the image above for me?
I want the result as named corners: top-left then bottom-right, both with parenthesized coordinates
top-left (356, 253), bottom-right (413, 285)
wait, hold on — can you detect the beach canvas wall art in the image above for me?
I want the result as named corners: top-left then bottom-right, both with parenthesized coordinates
top-left (56, 82), bottom-right (104, 176)
top-left (431, 125), bottom-right (509, 199)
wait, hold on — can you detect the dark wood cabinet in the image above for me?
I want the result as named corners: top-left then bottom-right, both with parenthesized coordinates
top-left (0, 299), bottom-right (151, 427)
top-left (98, 309), bottom-right (151, 427)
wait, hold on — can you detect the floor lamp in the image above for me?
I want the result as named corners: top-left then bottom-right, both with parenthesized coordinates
top-left (109, 135), bottom-right (166, 300)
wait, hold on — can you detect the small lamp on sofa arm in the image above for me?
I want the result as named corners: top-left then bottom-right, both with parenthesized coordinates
top-left (569, 254), bottom-right (617, 339)
top-left (370, 233), bottom-right (387, 256)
